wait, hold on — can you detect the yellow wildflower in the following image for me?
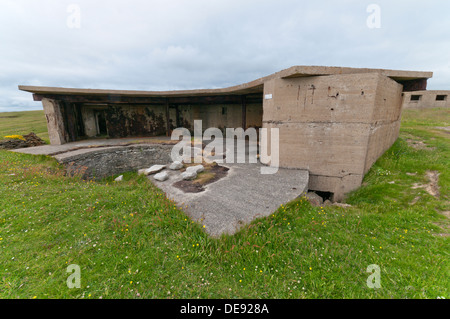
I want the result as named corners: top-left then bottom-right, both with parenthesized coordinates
top-left (4, 135), bottom-right (25, 141)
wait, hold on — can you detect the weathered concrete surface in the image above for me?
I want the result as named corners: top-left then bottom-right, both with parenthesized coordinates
top-left (11, 136), bottom-right (174, 156)
top-left (42, 98), bottom-right (68, 145)
top-left (152, 162), bottom-right (308, 237)
top-left (260, 72), bottom-right (405, 201)
top-left (148, 137), bottom-right (308, 237)
top-left (402, 90), bottom-right (450, 109)
top-left (54, 144), bottom-right (172, 180)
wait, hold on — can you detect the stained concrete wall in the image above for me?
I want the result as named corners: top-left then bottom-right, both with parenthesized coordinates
top-left (79, 103), bottom-right (262, 139)
top-left (260, 73), bottom-right (404, 201)
top-left (402, 90), bottom-right (450, 109)
top-left (79, 104), bottom-right (170, 139)
top-left (104, 104), bottom-right (167, 138)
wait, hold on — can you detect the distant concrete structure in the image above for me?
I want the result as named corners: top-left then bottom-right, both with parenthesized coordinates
top-left (402, 90), bottom-right (450, 109)
top-left (19, 65), bottom-right (432, 200)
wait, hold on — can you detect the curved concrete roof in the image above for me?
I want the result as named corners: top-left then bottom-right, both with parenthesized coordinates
top-left (19, 65), bottom-right (432, 97)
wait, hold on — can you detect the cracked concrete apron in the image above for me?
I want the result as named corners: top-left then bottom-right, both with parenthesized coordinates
top-left (151, 161), bottom-right (308, 237)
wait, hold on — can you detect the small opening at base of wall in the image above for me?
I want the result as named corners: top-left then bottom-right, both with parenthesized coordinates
top-left (313, 191), bottom-right (334, 202)
top-left (306, 190), bottom-right (334, 205)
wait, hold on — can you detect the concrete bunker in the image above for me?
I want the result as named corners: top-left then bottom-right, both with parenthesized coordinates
top-left (402, 90), bottom-right (450, 109)
top-left (30, 91), bottom-right (264, 143)
top-left (19, 65), bottom-right (433, 201)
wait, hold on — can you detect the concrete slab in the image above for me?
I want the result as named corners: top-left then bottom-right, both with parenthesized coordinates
top-left (152, 162), bottom-right (308, 237)
top-left (151, 138), bottom-right (308, 237)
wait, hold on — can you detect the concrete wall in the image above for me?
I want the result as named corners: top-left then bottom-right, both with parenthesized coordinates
top-left (246, 103), bottom-right (264, 129)
top-left (79, 102), bottom-right (263, 139)
top-left (364, 76), bottom-right (403, 174)
top-left (80, 106), bottom-right (97, 137)
top-left (191, 104), bottom-right (241, 131)
top-left (188, 103), bottom-right (262, 133)
top-left (402, 90), bottom-right (450, 109)
top-left (104, 104), bottom-right (167, 138)
top-left (260, 73), bottom-right (403, 201)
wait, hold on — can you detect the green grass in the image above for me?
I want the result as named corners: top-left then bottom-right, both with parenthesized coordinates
top-left (0, 108), bottom-right (448, 299)
top-left (0, 110), bottom-right (49, 144)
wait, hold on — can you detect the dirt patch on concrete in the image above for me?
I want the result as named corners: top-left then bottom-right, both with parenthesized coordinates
top-left (173, 164), bottom-right (229, 193)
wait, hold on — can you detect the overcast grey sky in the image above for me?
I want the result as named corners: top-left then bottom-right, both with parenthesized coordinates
top-left (1, 0), bottom-right (449, 112)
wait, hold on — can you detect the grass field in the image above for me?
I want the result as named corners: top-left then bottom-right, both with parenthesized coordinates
top-left (0, 110), bottom-right (49, 144)
top-left (0, 108), bottom-right (448, 299)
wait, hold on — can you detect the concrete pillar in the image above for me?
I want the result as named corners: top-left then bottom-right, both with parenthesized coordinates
top-left (241, 95), bottom-right (247, 130)
top-left (81, 106), bottom-right (97, 137)
top-left (165, 99), bottom-right (170, 136)
top-left (41, 98), bottom-right (67, 145)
